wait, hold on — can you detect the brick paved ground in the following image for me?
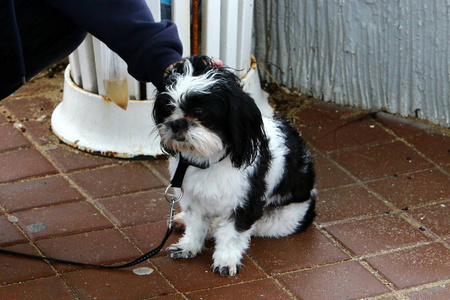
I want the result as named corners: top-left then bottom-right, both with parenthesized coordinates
top-left (0, 69), bottom-right (449, 299)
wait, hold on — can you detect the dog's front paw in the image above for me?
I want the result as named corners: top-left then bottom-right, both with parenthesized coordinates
top-left (167, 244), bottom-right (199, 259)
top-left (212, 262), bottom-right (241, 277)
top-left (212, 251), bottom-right (242, 276)
top-left (212, 246), bottom-right (244, 276)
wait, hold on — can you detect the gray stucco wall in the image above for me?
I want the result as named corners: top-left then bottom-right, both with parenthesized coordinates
top-left (253, 0), bottom-right (450, 127)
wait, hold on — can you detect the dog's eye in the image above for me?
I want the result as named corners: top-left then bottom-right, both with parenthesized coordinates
top-left (191, 107), bottom-right (205, 118)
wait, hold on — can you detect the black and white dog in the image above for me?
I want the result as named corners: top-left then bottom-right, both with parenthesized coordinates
top-left (153, 56), bottom-right (316, 276)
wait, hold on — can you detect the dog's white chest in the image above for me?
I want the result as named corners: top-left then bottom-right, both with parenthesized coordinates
top-left (169, 158), bottom-right (249, 216)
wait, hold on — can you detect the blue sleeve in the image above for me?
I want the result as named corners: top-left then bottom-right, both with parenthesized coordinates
top-left (43, 0), bottom-right (183, 89)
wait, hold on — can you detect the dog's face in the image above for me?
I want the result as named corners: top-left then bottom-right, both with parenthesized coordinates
top-left (153, 56), bottom-right (267, 167)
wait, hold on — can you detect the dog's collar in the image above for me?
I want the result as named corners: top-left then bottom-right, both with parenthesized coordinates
top-left (170, 150), bottom-right (230, 188)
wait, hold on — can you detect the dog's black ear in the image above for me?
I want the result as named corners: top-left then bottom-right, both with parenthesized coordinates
top-left (225, 81), bottom-right (268, 168)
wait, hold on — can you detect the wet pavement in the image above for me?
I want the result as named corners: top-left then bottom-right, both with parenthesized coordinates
top-left (0, 68), bottom-right (449, 299)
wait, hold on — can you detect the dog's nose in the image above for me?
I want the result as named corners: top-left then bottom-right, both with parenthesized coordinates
top-left (169, 118), bottom-right (189, 134)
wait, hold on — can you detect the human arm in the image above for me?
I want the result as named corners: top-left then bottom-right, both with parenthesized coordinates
top-left (43, 0), bottom-right (183, 89)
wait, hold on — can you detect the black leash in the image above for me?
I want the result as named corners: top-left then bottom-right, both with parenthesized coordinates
top-left (0, 158), bottom-right (193, 269)
top-left (0, 226), bottom-right (174, 269)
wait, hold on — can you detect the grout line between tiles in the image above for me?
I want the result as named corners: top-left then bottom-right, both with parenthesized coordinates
top-left (357, 259), bottom-right (396, 292)
top-left (141, 160), bottom-right (171, 186)
top-left (392, 278), bottom-right (450, 300)
top-left (318, 166), bottom-right (447, 194)
top-left (0, 203), bottom-right (81, 299)
top-left (182, 277), bottom-right (298, 300)
top-left (0, 275), bottom-right (81, 300)
top-left (243, 253), bottom-right (299, 300)
top-left (371, 118), bottom-right (449, 177)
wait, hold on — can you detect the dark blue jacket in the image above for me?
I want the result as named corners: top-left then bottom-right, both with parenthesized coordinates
top-left (1, 0), bottom-right (183, 98)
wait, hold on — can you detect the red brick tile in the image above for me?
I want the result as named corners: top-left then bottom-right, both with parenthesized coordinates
top-left (2, 96), bottom-right (56, 121)
top-left (69, 163), bottom-right (164, 199)
top-left (149, 158), bottom-right (171, 181)
top-left (0, 148), bottom-right (57, 183)
top-left (0, 175), bottom-right (84, 213)
top-left (296, 101), bottom-right (357, 125)
top-left (61, 263), bottom-right (176, 299)
top-left (6, 85), bottom-right (40, 98)
top-left (35, 228), bottom-right (141, 273)
top-left (0, 124), bottom-right (30, 152)
top-left (444, 164), bottom-right (450, 173)
top-left (368, 169), bottom-right (450, 209)
top-left (122, 221), bottom-right (182, 258)
top-left (325, 214), bottom-right (429, 256)
top-left (0, 276), bottom-right (75, 300)
top-left (158, 295), bottom-right (185, 300)
top-left (187, 279), bottom-right (293, 300)
top-left (316, 186), bottom-right (389, 224)
top-left (277, 261), bottom-right (389, 300)
top-left (0, 243), bottom-right (55, 285)
top-left (14, 202), bottom-right (113, 240)
top-left (301, 118), bottom-right (394, 153)
top-left (375, 112), bottom-right (434, 138)
top-left (331, 141), bottom-right (434, 180)
top-left (314, 157), bottom-right (355, 189)
top-left (406, 284), bottom-right (450, 300)
top-left (407, 132), bottom-right (450, 165)
top-left (151, 248), bottom-right (266, 293)
top-left (46, 145), bottom-right (118, 173)
top-left (96, 189), bottom-right (171, 227)
top-left (407, 203), bottom-right (450, 238)
top-left (7, 78), bottom-right (61, 98)
top-left (0, 215), bottom-right (27, 246)
top-left (366, 243), bottom-right (450, 289)
top-left (248, 228), bottom-right (349, 274)
top-left (295, 106), bottom-right (334, 125)
top-left (22, 121), bottom-right (56, 145)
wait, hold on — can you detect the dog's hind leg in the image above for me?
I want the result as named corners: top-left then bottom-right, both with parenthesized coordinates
top-left (252, 199), bottom-right (315, 238)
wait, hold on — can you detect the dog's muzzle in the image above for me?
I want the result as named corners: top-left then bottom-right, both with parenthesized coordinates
top-left (168, 118), bottom-right (189, 141)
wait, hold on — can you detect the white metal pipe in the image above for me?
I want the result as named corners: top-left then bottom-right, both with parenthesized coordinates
top-left (236, 0), bottom-right (254, 76)
top-left (77, 35), bottom-right (97, 94)
top-left (201, 0), bottom-right (222, 59)
top-left (92, 37), bottom-right (105, 96)
top-left (172, 0), bottom-right (191, 57)
top-left (68, 51), bottom-right (82, 87)
top-left (220, 0), bottom-right (239, 69)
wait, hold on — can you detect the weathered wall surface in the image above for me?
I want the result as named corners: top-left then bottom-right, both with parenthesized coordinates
top-left (254, 0), bottom-right (450, 127)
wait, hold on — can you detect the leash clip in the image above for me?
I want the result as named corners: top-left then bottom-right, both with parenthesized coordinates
top-left (164, 184), bottom-right (183, 230)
